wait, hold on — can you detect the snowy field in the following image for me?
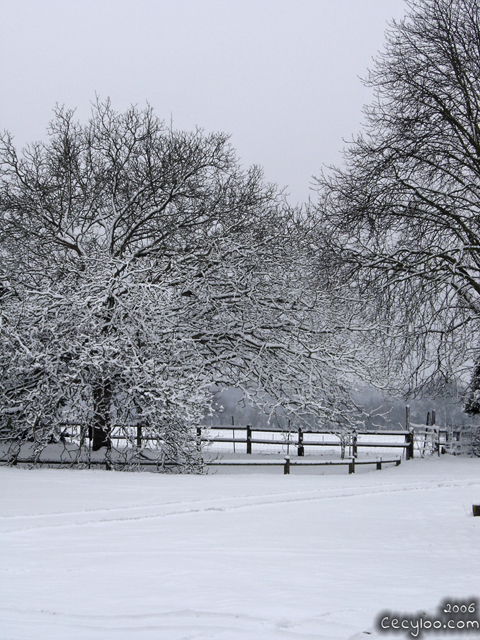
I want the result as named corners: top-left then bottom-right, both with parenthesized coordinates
top-left (1, 457), bottom-right (480, 640)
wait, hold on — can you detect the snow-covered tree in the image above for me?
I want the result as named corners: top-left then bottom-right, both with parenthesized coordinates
top-left (315, 0), bottom-right (480, 398)
top-left (0, 100), bottom-right (383, 469)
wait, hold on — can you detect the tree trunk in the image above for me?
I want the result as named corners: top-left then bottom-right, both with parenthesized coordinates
top-left (92, 378), bottom-right (112, 452)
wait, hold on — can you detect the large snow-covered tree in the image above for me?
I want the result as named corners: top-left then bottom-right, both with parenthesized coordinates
top-left (0, 100), bottom-right (382, 468)
top-left (315, 0), bottom-right (480, 399)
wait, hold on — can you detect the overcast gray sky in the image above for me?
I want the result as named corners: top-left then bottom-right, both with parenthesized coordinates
top-left (1, 0), bottom-right (406, 205)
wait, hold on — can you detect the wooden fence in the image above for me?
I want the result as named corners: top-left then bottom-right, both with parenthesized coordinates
top-left (196, 424), bottom-right (416, 459)
top-left (2, 411), bottom-right (476, 472)
top-left (407, 405), bottom-right (479, 456)
top-left (440, 426), bottom-right (480, 455)
top-left (0, 422), bottom-right (410, 473)
top-left (2, 422), bottom-right (443, 459)
top-left (4, 423), bottom-right (415, 457)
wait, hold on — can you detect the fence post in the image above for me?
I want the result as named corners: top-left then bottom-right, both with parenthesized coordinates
top-left (405, 405), bottom-right (414, 460)
top-left (352, 429), bottom-right (358, 459)
top-left (431, 410), bottom-right (440, 456)
top-left (232, 416), bottom-right (235, 454)
top-left (406, 428), bottom-right (414, 460)
top-left (297, 427), bottom-right (304, 456)
top-left (136, 425), bottom-right (142, 448)
top-left (87, 425), bottom-right (92, 469)
top-left (284, 456), bottom-right (290, 475)
top-left (246, 425), bottom-right (252, 454)
top-left (349, 458), bottom-right (355, 474)
top-left (376, 460), bottom-right (382, 470)
top-left (105, 447), bottom-right (112, 471)
top-left (196, 427), bottom-right (202, 452)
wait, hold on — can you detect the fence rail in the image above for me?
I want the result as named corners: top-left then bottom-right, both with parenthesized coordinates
top-left (207, 456), bottom-right (402, 474)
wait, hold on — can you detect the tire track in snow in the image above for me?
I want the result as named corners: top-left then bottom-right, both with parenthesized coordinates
top-left (1, 478), bottom-right (479, 534)
top-left (0, 606), bottom-right (357, 640)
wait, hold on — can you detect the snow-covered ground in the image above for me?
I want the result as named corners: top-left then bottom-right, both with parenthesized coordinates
top-left (1, 457), bottom-right (479, 640)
